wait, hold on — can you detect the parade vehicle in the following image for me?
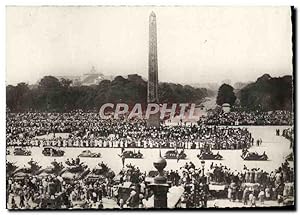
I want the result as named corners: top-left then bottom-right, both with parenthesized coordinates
top-left (123, 150), bottom-right (143, 159)
top-left (13, 172), bottom-right (30, 181)
top-left (89, 163), bottom-right (116, 180)
top-left (64, 163), bottom-right (87, 173)
top-left (78, 150), bottom-right (101, 158)
top-left (60, 165), bottom-right (90, 181)
top-left (42, 147), bottom-right (65, 157)
top-left (164, 150), bottom-right (187, 159)
top-left (6, 161), bottom-right (18, 177)
top-left (241, 150), bottom-right (268, 161)
top-left (62, 158), bottom-right (88, 174)
top-left (13, 160), bottom-right (42, 176)
top-left (13, 147), bottom-right (32, 156)
top-left (92, 163), bottom-right (110, 175)
top-left (41, 161), bottom-right (65, 175)
top-left (86, 173), bottom-right (107, 182)
top-left (197, 151), bottom-right (223, 160)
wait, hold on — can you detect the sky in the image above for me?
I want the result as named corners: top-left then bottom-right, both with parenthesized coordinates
top-left (6, 6), bottom-right (293, 85)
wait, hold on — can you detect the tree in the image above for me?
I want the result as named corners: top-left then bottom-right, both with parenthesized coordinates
top-left (216, 84), bottom-right (236, 106)
top-left (60, 78), bottom-right (72, 89)
top-left (6, 83), bottom-right (31, 111)
top-left (38, 76), bottom-right (64, 111)
top-left (6, 74), bottom-right (209, 112)
top-left (38, 76), bottom-right (62, 90)
top-left (239, 74), bottom-right (292, 111)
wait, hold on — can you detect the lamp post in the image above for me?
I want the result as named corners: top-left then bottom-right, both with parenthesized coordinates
top-left (201, 160), bottom-right (205, 177)
top-left (149, 150), bottom-right (170, 208)
top-left (200, 160), bottom-right (208, 208)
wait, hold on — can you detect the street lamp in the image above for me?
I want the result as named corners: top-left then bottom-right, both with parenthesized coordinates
top-left (149, 150), bottom-right (170, 208)
top-left (201, 160), bottom-right (205, 177)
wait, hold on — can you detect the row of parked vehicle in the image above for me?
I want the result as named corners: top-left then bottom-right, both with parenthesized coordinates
top-left (7, 147), bottom-right (270, 161)
top-left (7, 147), bottom-right (100, 158)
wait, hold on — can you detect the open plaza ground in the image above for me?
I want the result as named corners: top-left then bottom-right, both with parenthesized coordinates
top-left (7, 126), bottom-right (293, 175)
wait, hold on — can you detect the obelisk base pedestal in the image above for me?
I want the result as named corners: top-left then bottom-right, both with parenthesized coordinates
top-left (147, 111), bottom-right (160, 128)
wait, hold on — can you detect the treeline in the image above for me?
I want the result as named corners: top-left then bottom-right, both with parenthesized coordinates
top-left (6, 75), bottom-right (209, 112)
top-left (216, 74), bottom-right (293, 111)
top-left (239, 74), bottom-right (293, 111)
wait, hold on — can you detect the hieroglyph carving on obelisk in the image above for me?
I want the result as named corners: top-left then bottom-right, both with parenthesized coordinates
top-left (148, 11), bottom-right (159, 103)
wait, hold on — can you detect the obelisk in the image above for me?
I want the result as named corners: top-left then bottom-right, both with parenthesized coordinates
top-left (147, 11), bottom-right (160, 127)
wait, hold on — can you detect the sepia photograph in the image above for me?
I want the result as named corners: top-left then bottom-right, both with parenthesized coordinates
top-left (5, 6), bottom-right (295, 210)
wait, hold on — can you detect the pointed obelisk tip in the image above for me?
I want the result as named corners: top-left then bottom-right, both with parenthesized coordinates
top-left (150, 11), bottom-right (156, 17)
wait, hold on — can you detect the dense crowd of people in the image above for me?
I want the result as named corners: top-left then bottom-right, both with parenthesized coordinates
top-left (7, 164), bottom-right (112, 209)
top-left (7, 112), bottom-right (253, 150)
top-left (208, 161), bottom-right (293, 198)
top-left (6, 157), bottom-right (294, 209)
top-left (203, 110), bottom-right (293, 126)
top-left (6, 109), bottom-right (294, 209)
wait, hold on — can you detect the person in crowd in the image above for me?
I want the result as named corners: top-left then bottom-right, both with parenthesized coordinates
top-left (7, 112), bottom-right (254, 151)
top-left (258, 188), bottom-right (265, 205)
top-left (203, 110), bottom-right (293, 126)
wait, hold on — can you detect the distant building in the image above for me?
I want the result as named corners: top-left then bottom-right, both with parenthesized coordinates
top-left (80, 66), bottom-right (105, 86)
top-left (54, 66), bottom-right (107, 86)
